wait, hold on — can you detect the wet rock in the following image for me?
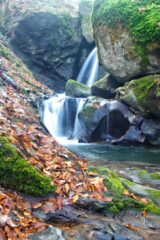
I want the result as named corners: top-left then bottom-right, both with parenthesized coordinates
top-left (141, 119), bottom-right (160, 145)
top-left (91, 74), bottom-right (121, 99)
top-left (119, 168), bottom-right (160, 189)
top-left (78, 97), bottom-right (144, 143)
top-left (122, 179), bottom-right (160, 205)
top-left (29, 226), bottom-right (65, 240)
top-left (66, 79), bottom-right (91, 98)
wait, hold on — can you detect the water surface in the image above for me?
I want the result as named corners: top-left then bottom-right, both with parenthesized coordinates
top-left (64, 143), bottom-right (160, 165)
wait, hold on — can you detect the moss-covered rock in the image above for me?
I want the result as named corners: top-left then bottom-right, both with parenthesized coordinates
top-left (0, 136), bottom-right (55, 196)
top-left (88, 166), bottom-right (125, 196)
top-left (91, 74), bottom-right (121, 99)
top-left (116, 74), bottom-right (160, 117)
top-left (65, 79), bottom-right (91, 98)
top-left (92, 0), bottom-right (160, 83)
top-left (88, 165), bottom-right (160, 215)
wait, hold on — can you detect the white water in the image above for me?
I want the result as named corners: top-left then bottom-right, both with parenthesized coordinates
top-left (73, 98), bottom-right (85, 138)
top-left (77, 47), bottom-right (98, 87)
top-left (41, 47), bottom-right (99, 143)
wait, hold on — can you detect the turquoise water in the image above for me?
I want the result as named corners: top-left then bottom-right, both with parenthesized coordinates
top-left (64, 143), bottom-right (160, 164)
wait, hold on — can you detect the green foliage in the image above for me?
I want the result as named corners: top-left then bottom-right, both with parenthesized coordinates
top-left (92, 0), bottom-right (160, 46)
top-left (0, 137), bottom-right (55, 196)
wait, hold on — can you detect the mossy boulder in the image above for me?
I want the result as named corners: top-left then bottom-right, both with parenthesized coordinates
top-left (0, 136), bottom-right (55, 196)
top-left (92, 0), bottom-right (160, 83)
top-left (91, 74), bottom-right (121, 99)
top-left (116, 74), bottom-right (160, 117)
top-left (65, 79), bottom-right (91, 98)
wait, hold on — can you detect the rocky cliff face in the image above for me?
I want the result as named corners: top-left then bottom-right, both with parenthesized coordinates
top-left (2, 0), bottom-right (94, 91)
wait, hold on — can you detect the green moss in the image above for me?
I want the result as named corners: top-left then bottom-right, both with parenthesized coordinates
top-left (138, 170), bottom-right (160, 180)
top-left (66, 79), bottom-right (90, 98)
top-left (122, 179), bottom-right (136, 187)
top-left (124, 75), bottom-right (160, 102)
top-left (146, 189), bottom-right (160, 199)
top-left (88, 166), bottom-right (125, 196)
top-left (106, 198), bottom-right (146, 215)
top-left (0, 136), bottom-right (55, 196)
top-left (138, 170), bottom-right (148, 177)
top-left (89, 166), bottom-right (160, 215)
top-left (145, 202), bottom-right (160, 215)
top-left (150, 173), bottom-right (160, 180)
top-left (92, 0), bottom-right (160, 46)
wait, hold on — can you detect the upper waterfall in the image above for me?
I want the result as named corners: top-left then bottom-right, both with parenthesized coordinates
top-left (40, 47), bottom-right (99, 142)
top-left (77, 47), bottom-right (98, 87)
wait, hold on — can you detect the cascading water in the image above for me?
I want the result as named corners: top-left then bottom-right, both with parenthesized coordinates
top-left (41, 47), bottom-right (99, 142)
top-left (77, 47), bottom-right (98, 87)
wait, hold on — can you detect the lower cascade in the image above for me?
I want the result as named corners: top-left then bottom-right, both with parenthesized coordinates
top-left (40, 47), bottom-right (99, 141)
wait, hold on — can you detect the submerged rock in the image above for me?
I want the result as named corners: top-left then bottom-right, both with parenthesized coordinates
top-left (66, 79), bottom-right (91, 98)
top-left (91, 74), bottom-right (121, 99)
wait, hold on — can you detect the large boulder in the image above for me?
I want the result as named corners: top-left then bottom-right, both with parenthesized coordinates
top-left (92, 0), bottom-right (160, 83)
top-left (116, 75), bottom-right (160, 117)
top-left (91, 74), bottom-right (121, 99)
top-left (66, 79), bottom-right (91, 98)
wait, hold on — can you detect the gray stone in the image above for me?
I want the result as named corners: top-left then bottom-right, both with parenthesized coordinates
top-left (91, 74), bottom-right (121, 99)
top-left (29, 226), bottom-right (65, 240)
top-left (93, 24), bottom-right (160, 83)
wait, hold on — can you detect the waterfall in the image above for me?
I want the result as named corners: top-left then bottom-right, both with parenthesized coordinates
top-left (42, 94), bottom-right (77, 138)
top-left (41, 47), bottom-right (99, 142)
top-left (77, 47), bottom-right (98, 87)
top-left (73, 98), bottom-right (85, 138)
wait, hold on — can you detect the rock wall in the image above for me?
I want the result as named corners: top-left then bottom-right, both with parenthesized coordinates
top-left (2, 0), bottom-right (95, 91)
